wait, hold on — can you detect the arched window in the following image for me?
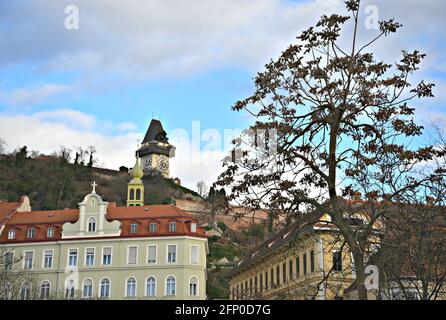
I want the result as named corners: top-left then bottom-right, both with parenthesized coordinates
top-left (66, 280), bottom-right (75, 299)
top-left (100, 278), bottom-right (110, 298)
top-left (146, 277), bottom-right (156, 297)
top-left (129, 188), bottom-right (135, 200)
top-left (135, 188), bottom-right (141, 200)
top-left (189, 277), bottom-right (198, 296)
top-left (0, 283), bottom-right (12, 300)
top-left (165, 276), bottom-right (176, 296)
top-left (20, 282), bottom-right (31, 300)
top-left (40, 281), bottom-right (51, 300)
top-left (88, 217), bottom-right (96, 232)
top-left (83, 279), bottom-right (93, 299)
top-left (126, 277), bottom-right (136, 297)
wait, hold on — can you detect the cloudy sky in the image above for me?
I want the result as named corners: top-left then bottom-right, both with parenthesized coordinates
top-left (0, 0), bottom-right (445, 190)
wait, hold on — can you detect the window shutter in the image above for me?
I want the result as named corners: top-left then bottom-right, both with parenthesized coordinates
top-left (191, 246), bottom-right (198, 264)
top-left (128, 247), bottom-right (137, 264)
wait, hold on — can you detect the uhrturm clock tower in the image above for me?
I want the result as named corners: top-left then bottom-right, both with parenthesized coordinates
top-left (136, 119), bottom-right (175, 178)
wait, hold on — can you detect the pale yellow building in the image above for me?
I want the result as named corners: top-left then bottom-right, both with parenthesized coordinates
top-left (0, 183), bottom-right (208, 300)
top-left (229, 213), bottom-right (356, 300)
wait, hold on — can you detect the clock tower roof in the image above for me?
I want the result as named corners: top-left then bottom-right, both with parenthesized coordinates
top-left (142, 119), bottom-right (168, 144)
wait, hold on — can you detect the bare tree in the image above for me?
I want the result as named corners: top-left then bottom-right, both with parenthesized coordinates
top-left (0, 137), bottom-right (6, 154)
top-left (196, 180), bottom-right (208, 198)
top-left (217, 0), bottom-right (439, 299)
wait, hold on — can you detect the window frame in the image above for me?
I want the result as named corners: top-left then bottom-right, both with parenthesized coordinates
top-left (165, 275), bottom-right (176, 296)
top-left (87, 217), bottom-right (96, 232)
top-left (145, 276), bottom-right (157, 297)
top-left (101, 246), bottom-right (113, 266)
top-left (166, 244), bottom-right (177, 264)
top-left (99, 278), bottom-right (111, 299)
top-left (190, 245), bottom-right (199, 265)
top-left (189, 276), bottom-right (199, 296)
top-left (23, 250), bottom-right (34, 270)
top-left (147, 245), bottom-right (157, 264)
top-left (84, 247), bottom-right (95, 267)
top-left (67, 248), bottom-right (79, 267)
top-left (42, 249), bottom-right (54, 269)
top-left (8, 228), bottom-right (16, 240)
top-left (82, 279), bottom-right (93, 299)
top-left (168, 221), bottom-right (177, 233)
top-left (125, 277), bottom-right (137, 298)
top-left (26, 227), bottom-right (35, 239)
top-left (40, 280), bottom-right (51, 300)
top-left (127, 246), bottom-right (138, 265)
top-left (46, 227), bottom-right (54, 238)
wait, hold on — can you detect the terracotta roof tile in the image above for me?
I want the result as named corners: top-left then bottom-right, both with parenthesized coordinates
top-left (106, 204), bottom-right (192, 220)
top-left (0, 201), bottom-right (20, 225)
top-left (7, 209), bottom-right (79, 225)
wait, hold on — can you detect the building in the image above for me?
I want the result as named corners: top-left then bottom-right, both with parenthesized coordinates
top-left (228, 212), bottom-right (357, 300)
top-left (0, 182), bottom-right (208, 300)
top-left (126, 157), bottom-right (145, 207)
top-left (136, 119), bottom-right (175, 178)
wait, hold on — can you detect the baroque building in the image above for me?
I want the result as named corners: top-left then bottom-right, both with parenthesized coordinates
top-left (0, 182), bottom-right (208, 300)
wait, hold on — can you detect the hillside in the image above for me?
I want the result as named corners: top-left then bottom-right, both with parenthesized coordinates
top-left (0, 151), bottom-right (201, 210)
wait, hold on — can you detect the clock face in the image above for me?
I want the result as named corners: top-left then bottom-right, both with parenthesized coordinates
top-left (143, 156), bottom-right (152, 172)
top-left (158, 156), bottom-right (169, 172)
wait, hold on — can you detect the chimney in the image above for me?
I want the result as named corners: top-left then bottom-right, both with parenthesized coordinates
top-left (17, 196), bottom-right (31, 212)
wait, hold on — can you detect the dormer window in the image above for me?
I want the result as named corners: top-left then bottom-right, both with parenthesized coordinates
top-left (168, 222), bottom-right (177, 233)
top-left (130, 223), bottom-right (138, 234)
top-left (47, 227), bottom-right (54, 238)
top-left (149, 223), bottom-right (157, 233)
top-left (27, 227), bottom-right (35, 239)
top-left (191, 223), bottom-right (197, 233)
top-left (8, 229), bottom-right (15, 240)
top-left (88, 217), bottom-right (96, 232)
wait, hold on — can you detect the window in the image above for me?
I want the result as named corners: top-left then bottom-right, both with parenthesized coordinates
top-left (20, 282), bottom-right (31, 300)
top-left (310, 250), bottom-right (315, 273)
top-left (100, 279), bottom-right (110, 298)
top-left (168, 221), bottom-right (177, 232)
top-left (83, 279), bottom-right (93, 299)
top-left (102, 247), bottom-right (112, 265)
top-left (88, 217), bottom-right (96, 232)
top-left (165, 276), bottom-right (176, 296)
top-left (146, 277), bottom-right (156, 296)
top-left (296, 256), bottom-right (300, 278)
top-left (282, 262), bottom-right (286, 284)
top-left (289, 260), bottom-right (293, 280)
top-left (147, 246), bottom-right (157, 264)
top-left (276, 265), bottom-right (280, 286)
top-left (1, 283), bottom-right (12, 300)
top-left (4, 252), bottom-right (13, 271)
top-left (43, 250), bottom-right (53, 268)
top-left (126, 278), bottom-right (136, 297)
top-left (129, 188), bottom-right (135, 200)
top-left (40, 281), bottom-right (50, 300)
top-left (66, 280), bottom-right (75, 299)
top-left (130, 223), bottom-right (138, 234)
top-left (85, 248), bottom-right (95, 266)
top-left (265, 271), bottom-right (269, 290)
top-left (24, 251), bottom-right (33, 269)
top-left (190, 245), bottom-right (199, 264)
top-left (191, 223), bottom-right (197, 233)
top-left (303, 253), bottom-right (307, 275)
top-left (333, 250), bottom-right (342, 272)
top-left (68, 249), bottom-right (78, 267)
top-left (167, 245), bottom-right (176, 263)
top-left (149, 223), bottom-right (157, 233)
top-left (7, 229), bottom-right (15, 240)
top-left (135, 189), bottom-right (141, 200)
top-left (47, 227), bottom-right (54, 238)
top-left (128, 246), bottom-right (137, 265)
top-left (189, 277), bottom-right (198, 296)
top-left (27, 227), bottom-right (35, 239)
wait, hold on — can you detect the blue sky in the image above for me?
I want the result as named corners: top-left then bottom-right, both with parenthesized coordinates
top-left (1, 0), bottom-right (445, 190)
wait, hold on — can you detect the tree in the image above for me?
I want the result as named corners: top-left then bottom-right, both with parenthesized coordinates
top-left (0, 137), bottom-right (5, 154)
top-left (217, 0), bottom-right (439, 299)
top-left (87, 145), bottom-right (97, 168)
top-left (196, 180), bottom-right (208, 198)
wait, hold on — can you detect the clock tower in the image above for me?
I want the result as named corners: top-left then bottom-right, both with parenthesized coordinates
top-left (136, 119), bottom-right (175, 178)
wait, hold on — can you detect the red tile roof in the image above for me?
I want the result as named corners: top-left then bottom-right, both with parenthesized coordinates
top-left (0, 201), bottom-right (21, 225)
top-left (107, 204), bottom-right (192, 220)
top-left (6, 209), bottom-right (79, 225)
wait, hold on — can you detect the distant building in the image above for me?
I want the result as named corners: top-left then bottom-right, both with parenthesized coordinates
top-left (228, 212), bottom-right (358, 300)
top-left (0, 182), bottom-right (208, 300)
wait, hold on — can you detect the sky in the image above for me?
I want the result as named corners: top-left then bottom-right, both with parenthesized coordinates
top-left (0, 0), bottom-right (445, 191)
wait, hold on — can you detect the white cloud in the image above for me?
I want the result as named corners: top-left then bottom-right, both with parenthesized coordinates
top-left (0, 83), bottom-right (73, 106)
